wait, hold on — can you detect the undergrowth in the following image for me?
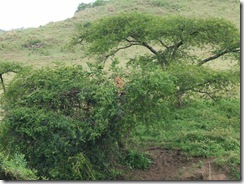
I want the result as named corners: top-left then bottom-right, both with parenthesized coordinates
top-left (122, 150), bottom-right (152, 170)
top-left (130, 98), bottom-right (240, 179)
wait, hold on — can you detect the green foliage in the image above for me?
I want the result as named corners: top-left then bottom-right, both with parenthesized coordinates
top-left (0, 153), bottom-right (38, 180)
top-left (76, 0), bottom-right (109, 13)
top-left (166, 99), bottom-right (240, 157)
top-left (108, 62), bottom-right (177, 146)
top-left (1, 107), bottom-right (105, 179)
top-left (73, 13), bottom-right (239, 66)
top-left (0, 61), bottom-right (22, 75)
top-left (214, 152), bottom-right (240, 180)
top-left (167, 63), bottom-right (238, 103)
top-left (127, 56), bottom-right (238, 105)
top-left (0, 1), bottom-right (240, 180)
top-left (1, 65), bottom-right (118, 179)
top-left (76, 3), bottom-right (92, 12)
top-left (0, 61), bottom-right (22, 93)
top-left (123, 150), bottom-right (151, 170)
top-left (130, 98), bottom-right (240, 178)
top-left (0, 64), bottom-right (176, 180)
top-left (93, 0), bottom-right (109, 7)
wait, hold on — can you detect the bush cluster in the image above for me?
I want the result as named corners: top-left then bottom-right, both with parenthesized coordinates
top-left (0, 64), bottom-right (175, 180)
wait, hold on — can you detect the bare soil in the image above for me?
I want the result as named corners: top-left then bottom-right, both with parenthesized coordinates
top-left (123, 147), bottom-right (228, 181)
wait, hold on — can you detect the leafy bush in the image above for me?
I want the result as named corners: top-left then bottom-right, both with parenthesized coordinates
top-left (123, 150), bottom-right (151, 170)
top-left (22, 39), bottom-right (44, 49)
top-left (75, 0), bottom-right (109, 13)
top-left (1, 65), bottom-right (119, 179)
top-left (75, 3), bottom-right (92, 12)
top-left (0, 64), bottom-right (176, 180)
top-left (0, 153), bottom-right (38, 180)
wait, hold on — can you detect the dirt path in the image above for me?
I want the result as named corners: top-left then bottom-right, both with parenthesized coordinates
top-left (124, 147), bottom-right (228, 181)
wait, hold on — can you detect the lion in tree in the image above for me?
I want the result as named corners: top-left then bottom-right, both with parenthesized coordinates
top-left (115, 77), bottom-right (125, 96)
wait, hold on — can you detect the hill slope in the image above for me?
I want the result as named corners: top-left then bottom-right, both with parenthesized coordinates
top-left (0, 0), bottom-right (240, 68)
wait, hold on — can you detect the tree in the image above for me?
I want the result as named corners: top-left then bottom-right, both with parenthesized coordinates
top-left (72, 13), bottom-right (239, 104)
top-left (0, 62), bottom-right (22, 93)
top-left (72, 13), bottom-right (240, 67)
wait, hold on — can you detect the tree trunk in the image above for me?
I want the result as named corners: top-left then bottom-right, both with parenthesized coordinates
top-left (0, 74), bottom-right (6, 93)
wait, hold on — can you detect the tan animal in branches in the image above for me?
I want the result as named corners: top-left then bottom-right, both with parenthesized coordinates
top-left (115, 77), bottom-right (125, 96)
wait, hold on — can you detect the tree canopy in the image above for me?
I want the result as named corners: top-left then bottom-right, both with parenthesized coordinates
top-left (73, 13), bottom-right (240, 67)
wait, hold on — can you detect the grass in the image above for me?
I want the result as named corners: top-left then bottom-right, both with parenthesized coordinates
top-left (130, 98), bottom-right (240, 178)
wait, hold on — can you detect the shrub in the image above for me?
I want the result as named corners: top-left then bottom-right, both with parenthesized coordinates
top-left (0, 64), bottom-right (176, 180)
top-left (0, 153), bottom-right (38, 180)
top-left (75, 3), bottom-right (92, 12)
top-left (123, 150), bottom-right (151, 170)
top-left (75, 0), bottom-right (109, 13)
top-left (1, 65), bottom-right (121, 179)
top-left (22, 39), bottom-right (44, 49)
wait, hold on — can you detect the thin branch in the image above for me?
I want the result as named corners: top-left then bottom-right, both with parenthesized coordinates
top-left (176, 81), bottom-right (211, 95)
top-left (124, 38), bottom-right (139, 43)
top-left (191, 89), bottom-right (216, 101)
top-left (177, 86), bottom-right (216, 101)
top-left (157, 39), bottom-right (169, 49)
top-left (104, 43), bottom-right (140, 61)
top-left (198, 48), bottom-right (240, 66)
top-left (171, 40), bottom-right (183, 57)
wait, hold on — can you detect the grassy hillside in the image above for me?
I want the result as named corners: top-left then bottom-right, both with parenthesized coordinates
top-left (0, 0), bottom-right (240, 180)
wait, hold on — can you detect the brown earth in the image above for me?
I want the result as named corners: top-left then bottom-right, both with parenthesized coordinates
top-left (122, 147), bottom-right (228, 181)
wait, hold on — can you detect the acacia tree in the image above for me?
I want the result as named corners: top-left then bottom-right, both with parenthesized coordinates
top-left (72, 13), bottom-right (240, 67)
top-left (72, 13), bottom-right (240, 103)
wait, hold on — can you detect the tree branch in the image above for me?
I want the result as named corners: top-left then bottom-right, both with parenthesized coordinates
top-left (171, 40), bottom-right (183, 57)
top-left (191, 89), bottom-right (216, 101)
top-left (176, 80), bottom-right (212, 95)
top-left (176, 83), bottom-right (216, 102)
top-left (0, 74), bottom-right (5, 93)
top-left (124, 38), bottom-right (139, 43)
top-left (141, 42), bottom-right (159, 55)
top-left (198, 48), bottom-right (240, 66)
top-left (104, 43), bottom-right (141, 61)
top-left (157, 39), bottom-right (169, 49)
top-left (129, 35), bottom-right (159, 56)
